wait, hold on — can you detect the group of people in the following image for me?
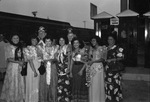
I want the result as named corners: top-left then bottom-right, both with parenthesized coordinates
top-left (0, 26), bottom-right (124, 102)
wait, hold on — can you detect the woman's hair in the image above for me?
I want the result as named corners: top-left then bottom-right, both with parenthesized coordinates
top-left (107, 32), bottom-right (118, 45)
top-left (90, 36), bottom-right (102, 47)
top-left (15, 46), bottom-right (24, 61)
top-left (9, 34), bottom-right (21, 47)
top-left (29, 34), bottom-right (38, 45)
top-left (44, 36), bottom-right (53, 43)
top-left (58, 36), bottom-right (67, 45)
top-left (71, 37), bottom-right (84, 50)
top-left (9, 34), bottom-right (24, 61)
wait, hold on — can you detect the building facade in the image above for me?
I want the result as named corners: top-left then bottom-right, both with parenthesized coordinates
top-left (92, 0), bottom-right (150, 68)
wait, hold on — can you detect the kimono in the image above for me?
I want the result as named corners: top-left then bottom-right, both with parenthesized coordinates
top-left (105, 45), bottom-right (124, 102)
top-left (0, 44), bottom-right (25, 102)
top-left (24, 46), bottom-right (40, 102)
top-left (57, 45), bottom-right (71, 102)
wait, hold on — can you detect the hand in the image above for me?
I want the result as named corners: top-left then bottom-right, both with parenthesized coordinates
top-left (106, 59), bottom-right (112, 63)
top-left (88, 61), bottom-right (93, 66)
top-left (44, 61), bottom-right (47, 67)
top-left (78, 70), bottom-right (83, 76)
top-left (34, 72), bottom-right (38, 77)
top-left (19, 61), bottom-right (24, 66)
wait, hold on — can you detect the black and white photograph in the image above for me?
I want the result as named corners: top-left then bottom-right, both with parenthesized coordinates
top-left (0, 0), bottom-right (150, 102)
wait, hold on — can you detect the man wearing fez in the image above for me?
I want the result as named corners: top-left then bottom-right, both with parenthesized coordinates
top-left (37, 26), bottom-right (47, 42)
top-left (36, 26), bottom-right (47, 75)
top-left (36, 26), bottom-right (49, 102)
top-left (67, 28), bottom-right (77, 101)
top-left (67, 28), bottom-right (76, 44)
top-left (67, 28), bottom-right (76, 63)
top-left (67, 28), bottom-right (77, 69)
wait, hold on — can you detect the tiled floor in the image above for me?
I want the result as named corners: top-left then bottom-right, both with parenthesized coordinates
top-left (122, 67), bottom-right (150, 81)
top-left (124, 67), bottom-right (150, 74)
top-left (0, 67), bottom-right (149, 102)
top-left (122, 67), bottom-right (150, 102)
top-left (0, 80), bottom-right (149, 102)
top-left (122, 80), bottom-right (150, 102)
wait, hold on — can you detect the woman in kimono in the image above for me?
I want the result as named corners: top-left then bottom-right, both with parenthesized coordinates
top-left (24, 35), bottom-right (40, 102)
top-left (88, 36), bottom-right (107, 102)
top-left (105, 34), bottom-right (124, 102)
top-left (57, 37), bottom-right (71, 102)
top-left (70, 38), bottom-right (88, 102)
top-left (0, 34), bottom-right (25, 102)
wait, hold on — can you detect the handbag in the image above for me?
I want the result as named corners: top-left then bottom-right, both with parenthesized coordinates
top-left (108, 61), bottom-right (125, 72)
top-left (21, 62), bottom-right (27, 76)
top-left (38, 62), bottom-right (46, 75)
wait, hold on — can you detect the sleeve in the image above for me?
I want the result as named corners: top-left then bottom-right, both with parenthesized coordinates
top-left (53, 45), bottom-right (59, 59)
top-left (89, 46), bottom-right (93, 56)
top-left (102, 46), bottom-right (107, 60)
top-left (23, 48), bottom-right (29, 60)
top-left (5, 45), bottom-right (14, 60)
top-left (80, 48), bottom-right (85, 55)
top-left (54, 45), bottom-right (59, 54)
top-left (23, 47), bottom-right (33, 60)
top-left (116, 47), bottom-right (124, 59)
